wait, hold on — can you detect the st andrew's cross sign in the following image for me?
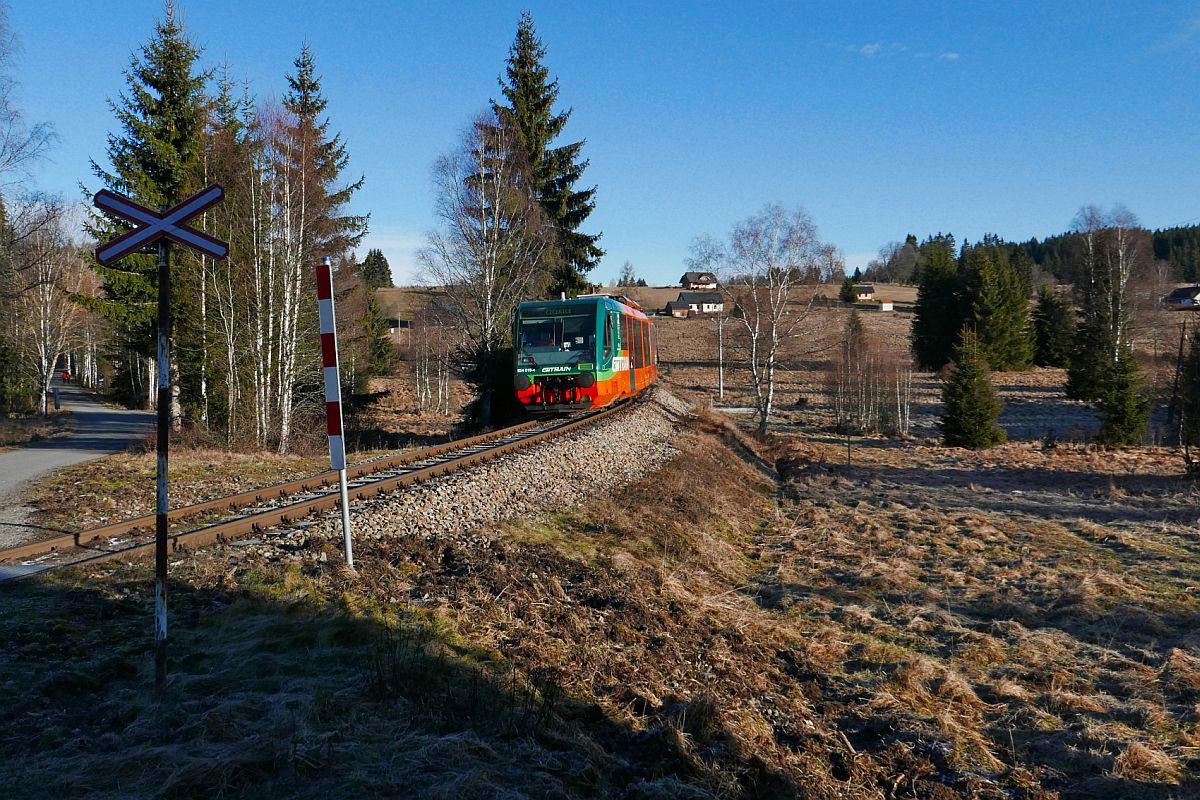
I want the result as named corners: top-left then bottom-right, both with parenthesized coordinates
top-left (93, 184), bottom-right (227, 693)
top-left (94, 185), bottom-right (228, 265)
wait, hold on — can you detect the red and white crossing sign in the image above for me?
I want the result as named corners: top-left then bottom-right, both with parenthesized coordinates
top-left (315, 256), bottom-right (347, 471)
top-left (93, 185), bottom-right (228, 265)
top-left (315, 256), bottom-right (355, 568)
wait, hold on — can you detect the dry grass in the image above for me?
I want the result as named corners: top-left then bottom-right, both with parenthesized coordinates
top-left (4, 367), bottom-right (1200, 796)
top-left (773, 432), bottom-right (1200, 797)
top-left (24, 446), bottom-right (395, 532)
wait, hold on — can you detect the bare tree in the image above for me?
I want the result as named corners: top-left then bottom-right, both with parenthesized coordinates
top-left (418, 112), bottom-right (555, 426)
top-left (0, 4), bottom-right (54, 188)
top-left (617, 259), bottom-right (637, 286)
top-left (817, 243), bottom-right (847, 284)
top-left (827, 310), bottom-right (913, 437)
top-left (9, 196), bottom-right (87, 412)
top-left (411, 301), bottom-right (453, 415)
top-left (718, 204), bottom-right (835, 436)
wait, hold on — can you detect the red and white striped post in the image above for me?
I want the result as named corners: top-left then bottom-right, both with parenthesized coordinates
top-left (316, 256), bottom-right (354, 568)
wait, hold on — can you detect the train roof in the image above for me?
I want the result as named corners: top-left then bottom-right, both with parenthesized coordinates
top-left (517, 294), bottom-right (651, 319)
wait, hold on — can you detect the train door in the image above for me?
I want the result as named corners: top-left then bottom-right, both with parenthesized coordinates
top-left (628, 314), bottom-right (638, 393)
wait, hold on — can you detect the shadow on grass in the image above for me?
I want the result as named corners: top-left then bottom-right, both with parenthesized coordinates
top-left (0, 569), bottom-right (784, 800)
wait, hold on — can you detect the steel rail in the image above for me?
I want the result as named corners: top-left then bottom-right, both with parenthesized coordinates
top-left (0, 419), bottom-right (543, 563)
top-left (0, 401), bottom-right (629, 578)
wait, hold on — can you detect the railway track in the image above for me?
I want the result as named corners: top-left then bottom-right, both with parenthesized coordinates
top-left (0, 401), bottom-right (629, 581)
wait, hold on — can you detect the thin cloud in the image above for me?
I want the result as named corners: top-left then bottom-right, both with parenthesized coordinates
top-left (1154, 15), bottom-right (1200, 51)
top-left (848, 43), bottom-right (958, 62)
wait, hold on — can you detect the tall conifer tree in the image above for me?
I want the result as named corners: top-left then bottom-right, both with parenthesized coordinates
top-left (962, 241), bottom-right (1033, 371)
top-left (360, 248), bottom-right (394, 289)
top-left (1097, 351), bottom-right (1148, 446)
top-left (83, 4), bottom-right (207, 412)
top-left (911, 238), bottom-right (963, 369)
top-left (1179, 327), bottom-right (1200, 463)
top-left (1032, 285), bottom-right (1073, 367)
top-left (494, 12), bottom-right (601, 296)
top-left (283, 45), bottom-right (368, 258)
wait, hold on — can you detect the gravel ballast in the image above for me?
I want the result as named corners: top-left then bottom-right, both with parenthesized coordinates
top-left (310, 389), bottom-right (692, 546)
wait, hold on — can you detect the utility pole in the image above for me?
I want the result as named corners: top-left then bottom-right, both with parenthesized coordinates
top-left (717, 310), bottom-right (724, 400)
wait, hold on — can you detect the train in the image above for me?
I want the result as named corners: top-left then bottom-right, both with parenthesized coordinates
top-left (513, 294), bottom-right (658, 412)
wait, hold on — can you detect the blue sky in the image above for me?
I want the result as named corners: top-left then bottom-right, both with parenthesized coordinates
top-left (9, 1), bottom-right (1200, 285)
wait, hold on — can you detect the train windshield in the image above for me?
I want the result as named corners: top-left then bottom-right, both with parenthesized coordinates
top-left (517, 308), bottom-right (596, 367)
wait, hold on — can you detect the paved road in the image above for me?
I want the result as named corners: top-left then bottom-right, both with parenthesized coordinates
top-left (0, 381), bottom-right (154, 550)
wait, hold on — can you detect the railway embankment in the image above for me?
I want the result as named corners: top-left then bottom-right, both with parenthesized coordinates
top-left (311, 388), bottom-right (689, 545)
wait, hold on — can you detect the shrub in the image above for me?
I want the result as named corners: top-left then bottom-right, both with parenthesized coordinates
top-left (838, 276), bottom-right (856, 304)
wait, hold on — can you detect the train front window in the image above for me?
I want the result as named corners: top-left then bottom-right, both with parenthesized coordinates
top-left (518, 310), bottom-right (596, 366)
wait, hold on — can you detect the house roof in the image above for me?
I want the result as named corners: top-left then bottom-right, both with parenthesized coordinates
top-left (665, 300), bottom-right (691, 311)
top-left (678, 291), bottom-right (723, 305)
top-left (1166, 286), bottom-right (1200, 300)
top-left (854, 284), bottom-right (876, 293)
top-left (680, 271), bottom-right (716, 284)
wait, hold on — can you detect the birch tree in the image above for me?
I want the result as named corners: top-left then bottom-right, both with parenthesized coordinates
top-left (14, 211), bottom-right (86, 413)
top-left (1066, 205), bottom-right (1149, 401)
top-left (418, 113), bottom-right (555, 427)
top-left (717, 204), bottom-right (835, 437)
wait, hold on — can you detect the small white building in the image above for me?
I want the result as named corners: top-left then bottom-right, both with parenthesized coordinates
top-left (677, 291), bottom-right (723, 314)
top-left (878, 300), bottom-right (894, 312)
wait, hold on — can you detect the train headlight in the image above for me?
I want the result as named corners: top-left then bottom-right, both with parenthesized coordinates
top-left (516, 374), bottom-right (532, 390)
top-left (576, 371), bottom-right (595, 388)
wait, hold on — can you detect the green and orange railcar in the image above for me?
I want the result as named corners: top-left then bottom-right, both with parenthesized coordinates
top-left (513, 295), bottom-right (658, 412)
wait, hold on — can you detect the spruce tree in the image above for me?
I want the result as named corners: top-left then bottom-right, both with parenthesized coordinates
top-left (911, 239), bottom-right (963, 369)
top-left (360, 248), bottom-right (394, 289)
top-left (941, 327), bottom-right (1006, 449)
top-left (284, 44), bottom-right (368, 257)
top-left (83, 6), bottom-right (207, 410)
top-left (1067, 315), bottom-right (1109, 400)
top-left (1066, 270), bottom-right (1113, 401)
top-left (1097, 352), bottom-right (1148, 446)
top-left (1032, 285), bottom-right (1073, 367)
top-left (839, 275), bottom-right (856, 303)
top-left (1179, 327), bottom-right (1200, 460)
top-left (962, 242), bottom-right (1033, 370)
top-left (494, 12), bottom-right (601, 296)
